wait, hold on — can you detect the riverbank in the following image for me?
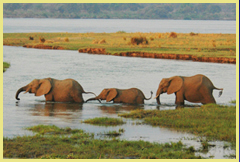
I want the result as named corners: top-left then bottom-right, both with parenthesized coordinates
top-left (3, 32), bottom-right (236, 64)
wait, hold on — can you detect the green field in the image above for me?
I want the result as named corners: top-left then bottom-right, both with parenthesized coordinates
top-left (3, 32), bottom-right (236, 58)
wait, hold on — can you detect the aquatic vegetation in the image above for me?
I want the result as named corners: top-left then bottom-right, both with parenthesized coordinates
top-left (26, 125), bottom-right (86, 135)
top-left (3, 62), bottom-right (10, 72)
top-left (229, 99), bottom-right (236, 103)
top-left (119, 104), bottom-right (236, 146)
top-left (3, 125), bottom-right (201, 159)
top-left (82, 117), bottom-right (125, 126)
top-left (98, 128), bottom-right (125, 137)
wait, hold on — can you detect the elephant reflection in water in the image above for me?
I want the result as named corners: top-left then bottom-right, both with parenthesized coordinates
top-left (31, 102), bottom-right (83, 119)
top-left (98, 104), bottom-right (142, 115)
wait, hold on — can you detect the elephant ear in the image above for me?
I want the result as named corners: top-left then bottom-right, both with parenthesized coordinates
top-left (35, 79), bottom-right (52, 96)
top-left (167, 76), bottom-right (183, 94)
top-left (106, 89), bottom-right (118, 102)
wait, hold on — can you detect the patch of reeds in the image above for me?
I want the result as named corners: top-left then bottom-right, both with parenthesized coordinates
top-left (3, 62), bottom-right (10, 72)
top-left (82, 117), bottom-right (125, 126)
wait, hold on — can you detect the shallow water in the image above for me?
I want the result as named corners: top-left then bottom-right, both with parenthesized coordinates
top-left (3, 46), bottom-right (236, 158)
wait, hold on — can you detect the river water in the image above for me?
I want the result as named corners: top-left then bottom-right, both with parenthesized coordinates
top-left (3, 18), bottom-right (236, 159)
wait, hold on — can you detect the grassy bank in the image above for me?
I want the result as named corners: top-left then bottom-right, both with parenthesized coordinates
top-left (3, 125), bottom-right (201, 159)
top-left (3, 32), bottom-right (236, 58)
top-left (3, 62), bottom-right (10, 72)
top-left (82, 117), bottom-right (125, 126)
top-left (119, 104), bottom-right (236, 147)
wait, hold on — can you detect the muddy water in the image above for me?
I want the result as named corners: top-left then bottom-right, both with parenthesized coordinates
top-left (3, 46), bottom-right (236, 158)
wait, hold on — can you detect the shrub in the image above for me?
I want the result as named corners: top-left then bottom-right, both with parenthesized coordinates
top-left (130, 36), bottom-right (148, 45)
top-left (29, 36), bottom-right (34, 40)
top-left (98, 39), bottom-right (106, 44)
top-left (92, 40), bottom-right (99, 44)
top-left (190, 32), bottom-right (198, 36)
top-left (39, 37), bottom-right (45, 43)
top-left (169, 32), bottom-right (177, 38)
top-left (64, 37), bottom-right (69, 42)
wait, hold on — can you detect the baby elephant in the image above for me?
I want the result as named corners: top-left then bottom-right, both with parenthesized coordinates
top-left (86, 88), bottom-right (153, 104)
top-left (15, 78), bottom-right (96, 103)
top-left (154, 74), bottom-right (223, 107)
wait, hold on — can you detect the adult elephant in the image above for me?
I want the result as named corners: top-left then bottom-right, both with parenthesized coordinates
top-left (154, 74), bottom-right (223, 107)
top-left (15, 78), bottom-right (96, 103)
top-left (86, 88), bottom-right (153, 104)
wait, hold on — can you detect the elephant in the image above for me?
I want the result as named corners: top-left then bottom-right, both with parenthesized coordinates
top-left (86, 88), bottom-right (153, 104)
top-left (15, 78), bottom-right (97, 103)
top-left (154, 74), bottom-right (223, 107)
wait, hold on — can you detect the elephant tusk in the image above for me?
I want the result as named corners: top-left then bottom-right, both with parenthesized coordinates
top-left (23, 87), bottom-right (31, 94)
top-left (153, 96), bottom-right (158, 99)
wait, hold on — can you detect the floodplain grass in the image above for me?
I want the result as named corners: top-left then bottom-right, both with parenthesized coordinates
top-left (82, 117), bottom-right (125, 126)
top-left (3, 32), bottom-right (236, 58)
top-left (3, 125), bottom-right (201, 159)
top-left (3, 62), bottom-right (10, 72)
top-left (119, 104), bottom-right (236, 147)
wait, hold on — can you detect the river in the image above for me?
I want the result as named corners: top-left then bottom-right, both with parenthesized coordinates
top-left (3, 18), bottom-right (236, 159)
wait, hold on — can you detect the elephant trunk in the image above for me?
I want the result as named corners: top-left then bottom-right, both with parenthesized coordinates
top-left (86, 97), bottom-right (101, 103)
top-left (15, 86), bottom-right (27, 100)
top-left (154, 88), bottom-right (162, 105)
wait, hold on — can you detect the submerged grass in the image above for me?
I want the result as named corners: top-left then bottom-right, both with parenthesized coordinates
top-left (3, 32), bottom-right (236, 58)
top-left (3, 62), bottom-right (10, 72)
top-left (82, 117), bottom-right (125, 126)
top-left (119, 104), bottom-right (236, 146)
top-left (3, 125), bottom-right (201, 159)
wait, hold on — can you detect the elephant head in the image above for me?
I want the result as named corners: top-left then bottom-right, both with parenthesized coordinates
top-left (86, 88), bottom-right (117, 103)
top-left (15, 79), bottom-right (51, 100)
top-left (154, 76), bottom-right (183, 104)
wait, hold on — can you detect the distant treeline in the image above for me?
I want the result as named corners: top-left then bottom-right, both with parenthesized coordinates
top-left (3, 3), bottom-right (236, 20)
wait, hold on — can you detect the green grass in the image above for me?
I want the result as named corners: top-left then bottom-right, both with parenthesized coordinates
top-left (119, 104), bottom-right (236, 146)
top-left (229, 99), bottom-right (236, 103)
top-left (3, 62), bottom-right (10, 72)
top-left (3, 125), bottom-right (201, 159)
top-left (3, 32), bottom-right (236, 58)
top-left (26, 125), bottom-right (86, 135)
top-left (82, 117), bottom-right (125, 126)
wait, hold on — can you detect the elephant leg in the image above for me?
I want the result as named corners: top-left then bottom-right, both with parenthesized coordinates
top-left (71, 91), bottom-right (84, 103)
top-left (175, 92), bottom-right (184, 107)
top-left (45, 94), bottom-right (54, 101)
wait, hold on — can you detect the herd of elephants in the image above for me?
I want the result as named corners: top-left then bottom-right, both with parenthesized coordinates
top-left (15, 74), bottom-right (223, 108)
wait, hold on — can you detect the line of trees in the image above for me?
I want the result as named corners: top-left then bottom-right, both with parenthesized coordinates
top-left (3, 3), bottom-right (236, 20)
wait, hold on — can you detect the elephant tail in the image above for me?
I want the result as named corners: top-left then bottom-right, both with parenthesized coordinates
top-left (145, 91), bottom-right (153, 100)
top-left (214, 87), bottom-right (223, 97)
top-left (84, 91), bottom-right (97, 96)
